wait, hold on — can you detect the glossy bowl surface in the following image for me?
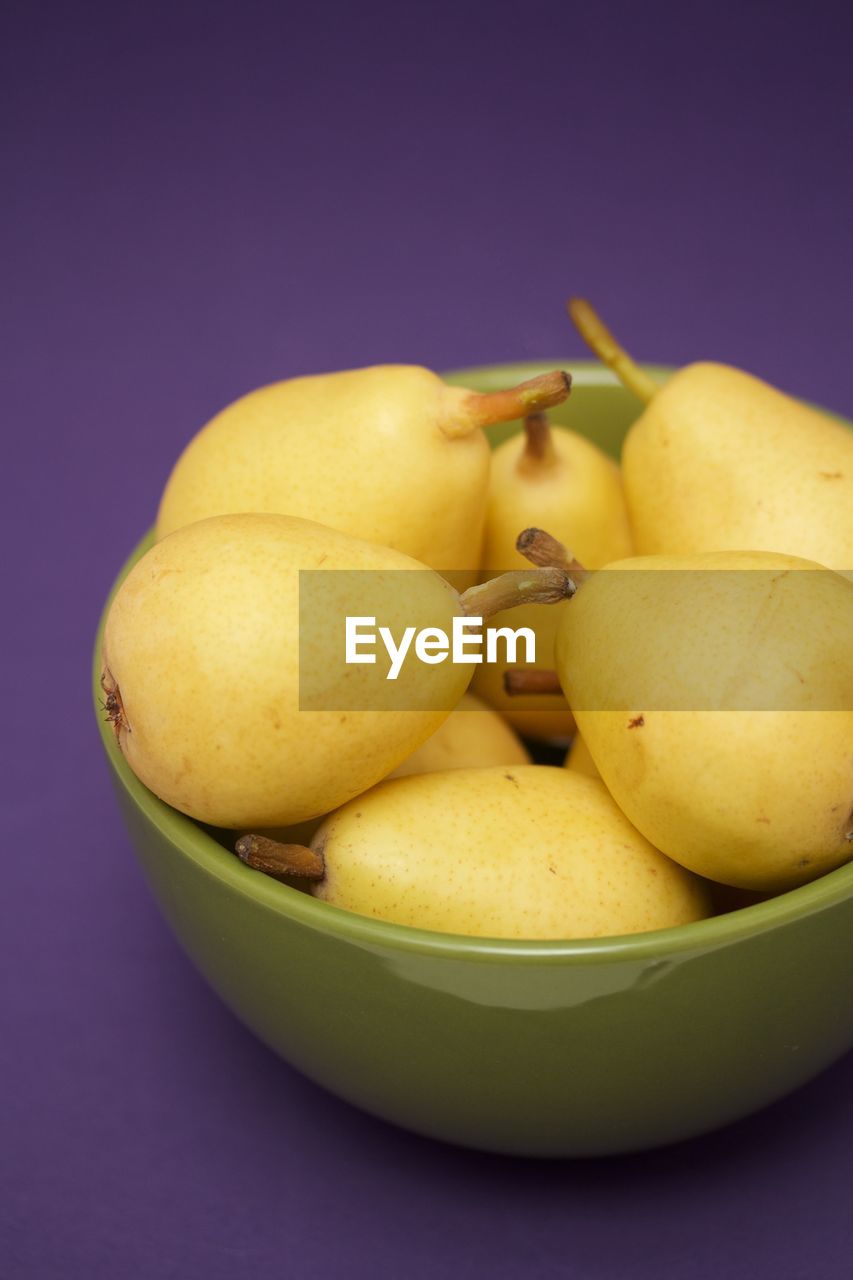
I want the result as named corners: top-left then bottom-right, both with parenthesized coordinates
top-left (94, 361), bottom-right (853, 1156)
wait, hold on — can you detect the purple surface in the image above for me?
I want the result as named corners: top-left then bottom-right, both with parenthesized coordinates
top-left (3, 1), bottom-right (853, 1276)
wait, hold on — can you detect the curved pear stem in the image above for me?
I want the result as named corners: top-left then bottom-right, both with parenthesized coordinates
top-left (459, 566), bottom-right (577, 620)
top-left (521, 411), bottom-right (557, 467)
top-left (235, 834), bottom-right (325, 881)
top-left (504, 669), bottom-right (562, 696)
top-left (567, 299), bottom-right (658, 404)
top-left (515, 527), bottom-right (589, 583)
top-left (445, 370), bottom-right (571, 437)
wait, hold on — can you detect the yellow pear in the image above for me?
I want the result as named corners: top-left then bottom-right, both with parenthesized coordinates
top-left (569, 300), bottom-right (853, 572)
top-left (156, 365), bottom-right (571, 585)
top-left (472, 411), bottom-right (633, 739)
top-left (101, 514), bottom-right (573, 828)
top-left (564, 734), bottom-right (600, 779)
top-left (303, 766), bottom-right (709, 938)
top-left (254, 693), bottom-right (529, 849)
top-left (388, 693), bottom-right (530, 778)
top-left (545, 541), bottom-right (853, 891)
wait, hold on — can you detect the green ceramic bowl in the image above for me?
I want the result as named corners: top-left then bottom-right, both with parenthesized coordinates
top-left (93, 361), bottom-right (853, 1157)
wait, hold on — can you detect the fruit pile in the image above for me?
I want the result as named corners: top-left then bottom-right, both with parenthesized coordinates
top-left (100, 300), bottom-right (853, 940)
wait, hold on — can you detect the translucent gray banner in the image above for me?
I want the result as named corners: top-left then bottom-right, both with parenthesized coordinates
top-left (298, 568), bottom-right (853, 711)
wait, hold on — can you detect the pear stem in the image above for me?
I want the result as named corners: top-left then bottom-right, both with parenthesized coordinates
top-left (449, 370), bottom-right (571, 436)
top-left (567, 299), bottom-right (658, 404)
top-left (521, 412), bottom-right (557, 467)
top-left (459, 566), bottom-right (577, 620)
top-left (515, 528), bottom-right (589, 582)
top-left (235, 834), bottom-right (325, 881)
top-left (504, 669), bottom-right (562, 696)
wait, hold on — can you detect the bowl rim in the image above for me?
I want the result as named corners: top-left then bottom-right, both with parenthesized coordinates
top-left (94, 359), bottom-right (853, 964)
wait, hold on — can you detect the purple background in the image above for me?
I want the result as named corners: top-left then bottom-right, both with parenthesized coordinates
top-left (3, 1), bottom-right (853, 1276)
